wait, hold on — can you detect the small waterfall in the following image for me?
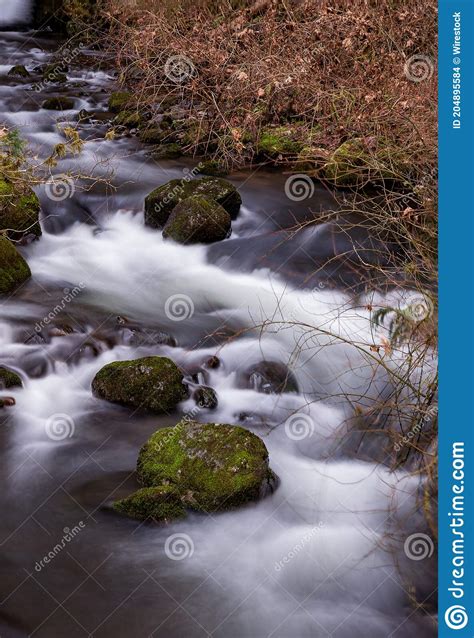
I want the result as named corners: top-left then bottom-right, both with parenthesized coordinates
top-left (0, 0), bottom-right (33, 27)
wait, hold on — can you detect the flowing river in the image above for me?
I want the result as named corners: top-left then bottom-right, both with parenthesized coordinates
top-left (0, 26), bottom-right (437, 638)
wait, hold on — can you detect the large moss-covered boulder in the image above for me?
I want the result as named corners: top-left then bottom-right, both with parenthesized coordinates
top-left (108, 91), bottom-right (133, 113)
top-left (162, 195), bottom-right (231, 244)
top-left (113, 486), bottom-right (186, 522)
top-left (0, 366), bottom-right (23, 389)
top-left (144, 177), bottom-right (241, 229)
top-left (91, 356), bottom-right (187, 413)
top-left (42, 97), bottom-right (74, 110)
top-left (137, 420), bottom-right (276, 512)
top-left (0, 179), bottom-right (41, 241)
top-left (0, 236), bottom-right (31, 295)
top-left (324, 138), bottom-right (407, 186)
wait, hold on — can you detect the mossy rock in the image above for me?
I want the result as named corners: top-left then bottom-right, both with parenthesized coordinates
top-left (151, 143), bottom-right (182, 160)
top-left (108, 91), bottom-right (133, 113)
top-left (144, 177), bottom-right (241, 229)
top-left (8, 65), bottom-right (30, 78)
top-left (43, 63), bottom-right (68, 83)
top-left (162, 195), bottom-right (231, 245)
top-left (137, 420), bottom-right (277, 512)
top-left (0, 236), bottom-right (31, 295)
top-left (0, 179), bottom-right (41, 241)
top-left (42, 97), bottom-right (75, 110)
top-left (194, 386), bottom-right (218, 409)
top-left (138, 127), bottom-right (167, 144)
top-left (91, 356), bottom-right (187, 413)
top-left (197, 160), bottom-right (228, 177)
top-left (113, 486), bottom-right (186, 522)
top-left (115, 110), bottom-right (144, 128)
top-left (258, 126), bottom-right (304, 157)
top-left (0, 366), bottom-right (23, 389)
top-left (324, 138), bottom-right (408, 187)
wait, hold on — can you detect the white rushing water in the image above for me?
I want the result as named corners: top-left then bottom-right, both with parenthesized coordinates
top-left (0, 0), bottom-right (32, 26)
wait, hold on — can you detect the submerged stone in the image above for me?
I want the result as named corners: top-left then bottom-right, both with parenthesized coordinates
top-left (112, 486), bottom-right (186, 522)
top-left (91, 356), bottom-right (187, 413)
top-left (42, 97), bottom-right (75, 110)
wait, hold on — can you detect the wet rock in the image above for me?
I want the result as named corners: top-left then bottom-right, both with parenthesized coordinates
top-left (144, 176), bottom-right (241, 229)
top-left (137, 419), bottom-right (277, 512)
top-left (0, 397), bottom-right (16, 408)
top-left (42, 97), bottom-right (75, 110)
top-left (239, 361), bottom-right (298, 394)
top-left (162, 195), bottom-right (231, 245)
top-left (43, 63), bottom-right (68, 83)
top-left (138, 126), bottom-right (167, 144)
top-left (151, 143), bottom-right (182, 160)
top-left (108, 91), bottom-right (133, 113)
top-left (0, 178), bottom-right (41, 241)
top-left (91, 356), bottom-right (188, 413)
top-left (197, 160), bottom-right (228, 177)
top-left (8, 65), bottom-right (30, 78)
top-left (115, 110), bottom-right (143, 128)
top-left (0, 367), bottom-right (23, 389)
top-left (205, 355), bottom-right (220, 369)
top-left (120, 326), bottom-right (176, 348)
top-left (112, 486), bottom-right (186, 522)
top-left (0, 236), bottom-right (31, 295)
top-left (194, 386), bottom-right (218, 410)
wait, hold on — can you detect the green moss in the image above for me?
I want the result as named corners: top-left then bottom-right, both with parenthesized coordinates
top-left (197, 160), bottom-right (228, 177)
top-left (43, 63), bottom-right (68, 83)
top-left (137, 420), bottom-right (276, 512)
top-left (112, 486), bottom-right (186, 522)
top-left (258, 126), bottom-right (304, 156)
top-left (0, 366), bottom-right (23, 389)
top-left (144, 177), bottom-right (241, 229)
top-left (0, 236), bottom-right (31, 295)
top-left (162, 195), bottom-right (231, 244)
top-left (42, 97), bottom-right (75, 110)
top-left (108, 91), bottom-right (133, 113)
top-left (138, 127), bottom-right (166, 144)
top-left (0, 179), bottom-right (41, 241)
top-left (91, 356), bottom-right (188, 413)
top-left (324, 138), bottom-right (408, 186)
top-left (8, 65), bottom-right (30, 78)
top-left (115, 110), bottom-right (144, 128)
top-left (151, 143), bottom-right (182, 160)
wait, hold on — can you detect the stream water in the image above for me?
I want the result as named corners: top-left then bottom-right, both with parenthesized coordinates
top-left (0, 27), bottom-right (437, 638)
